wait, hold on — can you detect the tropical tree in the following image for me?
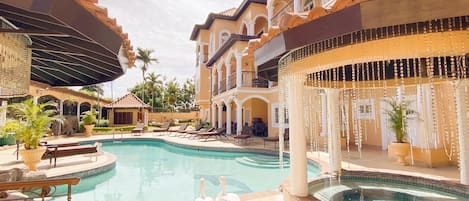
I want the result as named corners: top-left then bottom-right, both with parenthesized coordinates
top-left (136, 48), bottom-right (159, 104)
top-left (146, 72), bottom-right (163, 112)
top-left (80, 84), bottom-right (104, 124)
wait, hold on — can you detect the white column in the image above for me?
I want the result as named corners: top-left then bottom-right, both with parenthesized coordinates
top-left (326, 88), bottom-right (342, 174)
top-left (211, 104), bottom-right (217, 127)
top-left (218, 69), bottom-right (223, 92)
top-left (76, 103), bottom-right (81, 128)
top-left (33, 96), bottom-right (39, 105)
top-left (248, 21), bottom-right (255, 36)
top-left (226, 103), bottom-right (232, 134)
top-left (294, 0), bottom-right (301, 13)
top-left (0, 100), bottom-right (7, 126)
top-left (218, 104), bottom-right (223, 128)
top-left (236, 102), bottom-right (243, 135)
top-left (226, 62), bottom-right (231, 90)
top-left (59, 100), bottom-right (64, 116)
top-left (267, 2), bottom-right (273, 28)
top-left (456, 80), bottom-right (469, 185)
top-left (287, 73), bottom-right (308, 196)
top-left (236, 54), bottom-right (243, 88)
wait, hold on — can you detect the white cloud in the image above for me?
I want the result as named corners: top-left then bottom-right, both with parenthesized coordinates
top-left (97, 0), bottom-right (242, 99)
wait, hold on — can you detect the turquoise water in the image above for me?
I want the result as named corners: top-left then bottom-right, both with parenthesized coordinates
top-left (56, 140), bottom-right (319, 201)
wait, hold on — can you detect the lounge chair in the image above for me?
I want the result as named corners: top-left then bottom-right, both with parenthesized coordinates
top-left (131, 122), bottom-right (145, 135)
top-left (42, 142), bottom-right (100, 168)
top-left (263, 129), bottom-right (289, 148)
top-left (184, 127), bottom-right (214, 138)
top-left (152, 122), bottom-right (171, 135)
top-left (195, 128), bottom-right (226, 141)
top-left (178, 124), bottom-right (203, 137)
top-left (169, 123), bottom-right (188, 136)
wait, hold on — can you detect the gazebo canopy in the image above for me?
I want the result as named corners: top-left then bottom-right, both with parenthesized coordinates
top-left (0, 0), bottom-right (136, 86)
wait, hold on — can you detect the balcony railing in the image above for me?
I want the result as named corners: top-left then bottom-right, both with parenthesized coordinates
top-left (242, 71), bottom-right (269, 88)
top-left (271, 1), bottom-right (293, 26)
top-left (212, 83), bottom-right (218, 96)
top-left (219, 81), bottom-right (226, 93)
top-left (228, 73), bottom-right (236, 90)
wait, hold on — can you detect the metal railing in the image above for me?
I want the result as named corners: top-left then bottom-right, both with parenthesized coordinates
top-left (212, 83), bottom-right (218, 96)
top-left (219, 81), bottom-right (226, 93)
top-left (241, 71), bottom-right (269, 88)
top-left (228, 73), bottom-right (236, 90)
top-left (271, 1), bottom-right (293, 26)
top-left (0, 177), bottom-right (80, 201)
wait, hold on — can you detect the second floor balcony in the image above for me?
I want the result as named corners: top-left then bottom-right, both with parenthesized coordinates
top-left (213, 71), bottom-right (272, 96)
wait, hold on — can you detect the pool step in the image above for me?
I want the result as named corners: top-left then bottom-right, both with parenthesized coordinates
top-left (236, 156), bottom-right (290, 168)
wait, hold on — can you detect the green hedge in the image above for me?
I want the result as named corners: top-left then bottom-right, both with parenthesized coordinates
top-left (0, 134), bottom-right (16, 146)
top-left (92, 126), bottom-right (149, 133)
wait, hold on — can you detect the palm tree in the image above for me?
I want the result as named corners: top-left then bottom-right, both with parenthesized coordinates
top-left (146, 72), bottom-right (163, 112)
top-left (136, 48), bottom-right (159, 104)
top-left (80, 84), bottom-right (104, 125)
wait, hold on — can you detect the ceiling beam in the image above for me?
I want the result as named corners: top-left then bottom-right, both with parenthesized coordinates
top-left (32, 58), bottom-right (99, 81)
top-left (29, 45), bottom-right (84, 55)
top-left (0, 28), bottom-right (69, 37)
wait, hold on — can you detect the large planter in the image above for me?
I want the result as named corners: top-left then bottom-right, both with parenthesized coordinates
top-left (388, 142), bottom-right (411, 165)
top-left (84, 124), bottom-right (94, 137)
top-left (19, 147), bottom-right (46, 171)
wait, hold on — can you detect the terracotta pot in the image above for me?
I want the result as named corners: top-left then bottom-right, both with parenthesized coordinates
top-left (19, 147), bottom-right (46, 171)
top-left (388, 142), bottom-right (410, 165)
top-left (84, 124), bottom-right (94, 137)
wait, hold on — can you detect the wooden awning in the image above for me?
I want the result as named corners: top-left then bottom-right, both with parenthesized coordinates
top-left (0, 0), bottom-right (136, 86)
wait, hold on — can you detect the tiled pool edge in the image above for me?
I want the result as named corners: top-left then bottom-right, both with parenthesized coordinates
top-left (48, 153), bottom-right (117, 180)
top-left (308, 170), bottom-right (469, 199)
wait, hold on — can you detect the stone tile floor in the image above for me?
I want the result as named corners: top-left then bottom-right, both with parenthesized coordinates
top-left (0, 132), bottom-right (461, 201)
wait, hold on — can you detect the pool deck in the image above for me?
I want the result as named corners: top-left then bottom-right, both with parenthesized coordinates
top-left (0, 132), bottom-right (461, 201)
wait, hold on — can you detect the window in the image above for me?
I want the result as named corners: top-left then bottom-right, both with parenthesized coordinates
top-left (354, 99), bottom-right (375, 119)
top-left (271, 103), bottom-right (289, 128)
top-left (219, 31), bottom-right (230, 47)
top-left (114, 112), bottom-right (132, 124)
top-left (303, 0), bottom-right (314, 11)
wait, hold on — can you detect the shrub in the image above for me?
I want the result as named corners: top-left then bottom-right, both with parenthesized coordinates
top-left (96, 119), bottom-right (109, 127)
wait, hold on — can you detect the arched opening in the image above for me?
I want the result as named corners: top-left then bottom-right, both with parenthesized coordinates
top-left (213, 69), bottom-right (219, 96)
top-left (242, 97), bottom-right (268, 137)
top-left (254, 16), bottom-right (268, 37)
top-left (219, 31), bottom-right (230, 48)
top-left (240, 23), bottom-right (248, 35)
top-left (228, 55), bottom-right (237, 89)
top-left (38, 95), bottom-right (59, 111)
top-left (7, 95), bottom-right (32, 104)
top-left (220, 64), bottom-right (227, 93)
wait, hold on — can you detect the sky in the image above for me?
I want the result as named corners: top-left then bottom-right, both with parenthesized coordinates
top-left (96, 0), bottom-right (243, 99)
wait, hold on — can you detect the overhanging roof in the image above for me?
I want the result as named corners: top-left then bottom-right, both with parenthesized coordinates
top-left (0, 0), bottom-right (136, 86)
top-left (206, 34), bottom-right (258, 67)
top-left (189, 0), bottom-right (266, 41)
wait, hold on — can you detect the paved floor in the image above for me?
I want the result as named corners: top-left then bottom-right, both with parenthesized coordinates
top-left (0, 132), bottom-right (461, 200)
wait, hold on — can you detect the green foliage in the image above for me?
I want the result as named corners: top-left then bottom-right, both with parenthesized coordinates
top-left (81, 108), bottom-right (97, 125)
top-left (384, 98), bottom-right (417, 143)
top-left (96, 119), bottom-right (109, 127)
top-left (92, 126), bottom-right (147, 133)
top-left (5, 98), bottom-right (61, 149)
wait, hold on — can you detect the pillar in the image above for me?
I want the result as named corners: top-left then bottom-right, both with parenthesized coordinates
top-left (218, 104), bottom-right (223, 128)
top-left (0, 100), bottom-right (7, 126)
top-left (226, 102), bottom-right (232, 134)
top-left (59, 100), bottom-right (64, 116)
top-left (226, 62), bottom-right (231, 90)
top-left (236, 102), bottom-right (243, 135)
top-left (76, 103), bottom-right (81, 128)
top-left (248, 21), bottom-right (255, 36)
top-left (211, 104), bottom-right (216, 127)
top-left (218, 69), bottom-right (223, 92)
top-left (33, 96), bottom-right (39, 105)
top-left (456, 80), bottom-right (469, 185)
top-left (236, 54), bottom-right (243, 88)
top-left (326, 88), bottom-right (342, 174)
top-left (267, 2), bottom-right (273, 28)
top-left (294, 0), bottom-right (301, 13)
top-left (287, 73), bottom-right (308, 196)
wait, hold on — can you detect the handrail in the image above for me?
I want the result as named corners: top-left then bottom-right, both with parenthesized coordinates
top-left (0, 177), bottom-right (80, 201)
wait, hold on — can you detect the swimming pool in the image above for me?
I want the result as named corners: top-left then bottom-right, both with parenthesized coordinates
top-left (56, 140), bottom-right (319, 200)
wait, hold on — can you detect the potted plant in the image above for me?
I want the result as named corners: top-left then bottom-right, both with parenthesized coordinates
top-left (2, 98), bottom-right (60, 171)
top-left (81, 108), bottom-right (97, 137)
top-left (384, 98), bottom-right (416, 165)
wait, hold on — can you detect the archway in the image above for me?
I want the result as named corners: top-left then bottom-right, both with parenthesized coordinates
top-left (254, 16), bottom-right (268, 37)
top-left (241, 97), bottom-right (268, 137)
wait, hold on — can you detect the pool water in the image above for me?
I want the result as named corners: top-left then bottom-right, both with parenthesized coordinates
top-left (55, 140), bottom-right (319, 201)
top-left (310, 180), bottom-right (469, 201)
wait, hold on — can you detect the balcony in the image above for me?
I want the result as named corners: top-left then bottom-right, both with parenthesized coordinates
top-left (241, 71), bottom-right (269, 88)
top-left (219, 81), bottom-right (226, 93)
top-left (212, 83), bottom-right (218, 96)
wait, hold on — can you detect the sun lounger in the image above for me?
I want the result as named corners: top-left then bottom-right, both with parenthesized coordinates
top-left (263, 129), bottom-right (289, 148)
top-left (153, 122), bottom-right (171, 135)
top-left (184, 127), bottom-right (214, 138)
top-left (169, 123), bottom-right (188, 136)
top-left (131, 122), bottom-right (145, 135)
top-left (42, 143), bottom-right (100, 168)
top-left (195, 128), bottom-right (226, 141)
top-left (178, 124), bottom-right (203, 137)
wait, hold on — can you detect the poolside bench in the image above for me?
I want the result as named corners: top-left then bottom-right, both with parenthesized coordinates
top-left (42, 143), bottom-right (100, 168)
top-left (131, 122), bottom-right (145, 135)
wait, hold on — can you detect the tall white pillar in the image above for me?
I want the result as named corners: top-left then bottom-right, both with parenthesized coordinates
top-left (76, 103), bottom-right (81, 128)
top-left (59, 100), bottom-right (64, 116)
top-left (33, 96), bottom-right (39, 105)
top-left (0, 100), bottom-right (7, 126)
top-left (218, 69), bottom-right (223, 92)
top-left (211, 104), bottom-right (217, 127)
top-left (236, 102), bottom-right (243, 135)
top-left (248, 21), bottom-right (255, 36)
top-left (226, 103), bottom-right (232, 134)
top-left (326, 89), bottom-right (342, 174)
top-left (294, 0), bottom-right (301, 13)
top-left (226, 62), bottom-right (231, 90)
top-left (218, 104), bottom-right (223, 128)
top-left (287, 73), bottom-right (308, 196)
top-left (456, 80), bottom-right (469, 185)
top-left (267, 3), bottom-right (273, 28)
top-left (236, 54), bottom-right (243, 88)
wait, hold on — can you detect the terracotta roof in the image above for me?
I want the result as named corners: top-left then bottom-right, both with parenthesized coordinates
top-left (76, 0), bottom-right (136, 67)
top-left (105, 93), bottom-right (150, 108)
